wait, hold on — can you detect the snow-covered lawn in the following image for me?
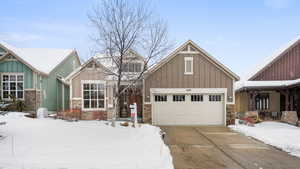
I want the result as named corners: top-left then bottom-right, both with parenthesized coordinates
top-left (229, 121), bottom-right (300, 158)
top-left (0, 113), bottom-right (173, 169)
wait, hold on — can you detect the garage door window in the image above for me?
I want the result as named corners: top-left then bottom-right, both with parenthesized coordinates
top-left (173, 95), bottom-right (185, 102)
top-left (191, 94), bottom-right (203, 102)
top-left (209, 95), bottom-right (221, 102)
top-left (154, 95), bottom-right (167, 102)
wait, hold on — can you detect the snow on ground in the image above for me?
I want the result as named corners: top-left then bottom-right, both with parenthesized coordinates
top-left (229, 121), bottom-right (300, 158)
top-left (0, 113), bottom-right (173, 169)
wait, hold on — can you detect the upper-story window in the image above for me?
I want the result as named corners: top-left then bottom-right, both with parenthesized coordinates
top-left (184, 57), bottom-right (193, 75)
top-left (122, 62), bottom-right (142, 73)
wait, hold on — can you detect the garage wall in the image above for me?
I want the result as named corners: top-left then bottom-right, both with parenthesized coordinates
top-left (144, 52), bottom-right (235, 102)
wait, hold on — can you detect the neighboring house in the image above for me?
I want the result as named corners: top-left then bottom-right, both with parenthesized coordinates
top-left (143, 40), bottom-right (239, 125)
top-left (0, 42), bottom-right (81, 112)
top-left (64, 49), bottom-right (144, 120)
top-left (235, 36), bottom-right (300, 118)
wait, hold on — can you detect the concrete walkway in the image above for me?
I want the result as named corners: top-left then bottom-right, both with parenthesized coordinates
top-left (160, 126), bottom-right (300, 169)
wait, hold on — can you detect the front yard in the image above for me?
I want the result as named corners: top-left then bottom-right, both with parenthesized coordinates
top-left (229, 121), bottom-right (300, 158)
top-left (0, 113), bottom-right (173, 169)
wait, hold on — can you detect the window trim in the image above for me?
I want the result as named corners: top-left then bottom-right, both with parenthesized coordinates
top-left (191, 94), bottom-right (203, 102)
top-left (209, 94), bottom-right (222, 102)
top-left (81, 80), bottom-right (106, 111)
top-left (122, 61), bottom-right (144, 73)
top-left (184, 57), bottom-right (193, 75)
top-left (1, 73), bottom-right (24, 100)
top-left (154, 95), bottom-right (167, 102)
top-left (173, 94), bottom-right (185, 102)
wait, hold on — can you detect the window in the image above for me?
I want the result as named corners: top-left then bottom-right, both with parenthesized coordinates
top-left (83, 82), bottom-right (105, 109)
top-left (173, 95), bottom-right (185, 102)
top-left (154, 95), bottom-right (167, 102)
top-left (209, 95), bottom-right (221, 102)
top-left (2, 74), bottom-right (24, 100)
top-left (191, 94), bottom-right (203, 102)
top-left (184, 57), bottom-right (193, 74)
top-left (255, 94), bottom-right (269, 110)
top-left (122, 62), bottom-right (142, 73)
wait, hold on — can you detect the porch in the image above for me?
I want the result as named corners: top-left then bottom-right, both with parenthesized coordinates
top-left (236, 85), bottom-right (300, 121)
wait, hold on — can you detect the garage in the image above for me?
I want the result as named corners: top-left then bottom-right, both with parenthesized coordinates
top-left (143, 40), bottom-right (239, 125)
top-left (151, 88), bottom-right (226, 125)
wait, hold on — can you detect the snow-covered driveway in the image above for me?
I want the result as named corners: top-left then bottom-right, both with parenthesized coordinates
top-left (229, 121), bottom-right (300, 158)
top-left (0, 113), bottom-right (173, 169)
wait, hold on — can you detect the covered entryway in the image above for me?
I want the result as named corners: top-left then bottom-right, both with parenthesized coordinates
top-left (151, 88), bottom-right (226, 125)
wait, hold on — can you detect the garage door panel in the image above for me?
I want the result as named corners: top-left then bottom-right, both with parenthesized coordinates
top-left (153, 93), bottom-right (224, 125)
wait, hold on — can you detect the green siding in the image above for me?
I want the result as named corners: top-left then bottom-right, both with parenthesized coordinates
top-left (0, 47), bottom-right (6, 53)
top-left (0, 58), bottom-right (33, 89)
top-left (41, 53), bottom-right (80, 111)
top-left (64, 85), bottom-right (70, 110)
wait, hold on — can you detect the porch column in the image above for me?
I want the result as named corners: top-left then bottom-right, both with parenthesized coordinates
top-left (279, 89), bottom-right (290, 111)
top-left (248, 91), bottom-right (258, 111)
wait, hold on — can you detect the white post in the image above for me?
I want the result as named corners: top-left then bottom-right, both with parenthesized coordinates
top-left (130, 103), bottom-right (138, 127)
top-left (134, 103), bottom-right (138, 127)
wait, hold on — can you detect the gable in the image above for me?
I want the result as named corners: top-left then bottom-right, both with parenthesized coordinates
top-left (147, 40), bottom-right (239, 80)
top-left (71, 60), bottom-right (109, 98)
top-left (0, 46), bottom-right (6, 55)
top-left (144, 41), bottom-right (236, 103)
top-left (250, 38), bottom-right (300, 81)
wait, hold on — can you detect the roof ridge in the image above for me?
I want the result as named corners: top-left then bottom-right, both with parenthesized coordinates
top-left (245, 35), bottom-right (300, 80)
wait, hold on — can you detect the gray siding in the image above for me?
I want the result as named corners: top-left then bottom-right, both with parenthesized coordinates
top-left (144, 52), bottom-right (235, 102)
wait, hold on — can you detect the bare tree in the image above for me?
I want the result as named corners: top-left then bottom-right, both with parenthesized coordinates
top-left (88, 0), bottom-right (171, 123)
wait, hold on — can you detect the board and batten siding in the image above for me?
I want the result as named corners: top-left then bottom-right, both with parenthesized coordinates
top-left (71, 63), bottom-right (114, 107)
top-left (0, 58), bottom-right (33, 89)
top-left (41, 52), bottom-right (80, 111)
top-left (250, 40), bottom-right (300, 81)
top-left (144, 53), bottom-right (234, 102)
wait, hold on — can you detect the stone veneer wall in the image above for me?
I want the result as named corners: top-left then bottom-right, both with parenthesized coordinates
top-left (226, 104), bottom-right (235, 125)
top-left (71, 99), bottom-right (110, 120)
top-left (143, 104), bottom-right (152, 123)
top-left (24, 90), bottom-right (41, 112)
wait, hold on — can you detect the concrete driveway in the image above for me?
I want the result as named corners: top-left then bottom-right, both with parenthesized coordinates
top-left (160, 126), bottom-right (300, 169)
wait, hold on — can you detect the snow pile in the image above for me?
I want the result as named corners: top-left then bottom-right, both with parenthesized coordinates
top-left (229, 121), bottom-right (300, 157)
top-left (0, 112), bottom-right (173, 169)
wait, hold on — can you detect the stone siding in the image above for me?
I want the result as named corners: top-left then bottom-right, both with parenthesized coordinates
top-left (226, 104), bottom-right (235, 125)
top-left (143, 104), bottom-right (152, 123)
top-left (24, 90), bottom-right (41, 111)
top-left (71, 99), bottom-right (108, 120)
top-left (81, 111), bottom-right (107, 120)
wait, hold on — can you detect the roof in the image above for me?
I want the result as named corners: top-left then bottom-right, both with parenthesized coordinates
top-left (146, 40), bottom-right (240, 80)
top-left (235, 78), bottom-right (300, 91)
top-left (245, 35), bottom-right (300, 80)
top-left (0, 41), bottom-right (76, 75)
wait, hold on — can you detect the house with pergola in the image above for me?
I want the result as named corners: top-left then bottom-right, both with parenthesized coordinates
top-left (235, 36), bottom-right (300, 119)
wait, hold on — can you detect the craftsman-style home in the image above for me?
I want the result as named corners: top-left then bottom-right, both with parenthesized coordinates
top-left (235, 36), bottom-right (300, 119)
top-left (63, 50), bottom-right (144, 120)
top-left (0, 42), bottom-right (81, 112)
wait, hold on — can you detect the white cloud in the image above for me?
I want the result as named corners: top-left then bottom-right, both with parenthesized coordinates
top-left (264, 0), bottom-right (294, 9)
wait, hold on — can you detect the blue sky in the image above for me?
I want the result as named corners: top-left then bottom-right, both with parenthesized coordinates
top-left (1, 0), bottom-right (300, 77)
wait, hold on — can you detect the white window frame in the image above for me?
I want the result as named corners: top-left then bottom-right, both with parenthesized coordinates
top-left (81, 80), bottom-right (106, 111)
top-left (184, 57), bottom-right (193, 75)
top-left (122, 61), bottom-right (144, 74)
top-left (1, 73), bottom-right (24, 100)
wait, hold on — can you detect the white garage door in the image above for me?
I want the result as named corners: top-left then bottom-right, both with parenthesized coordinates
top-left (152, 93), bottom-right (225, 125)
